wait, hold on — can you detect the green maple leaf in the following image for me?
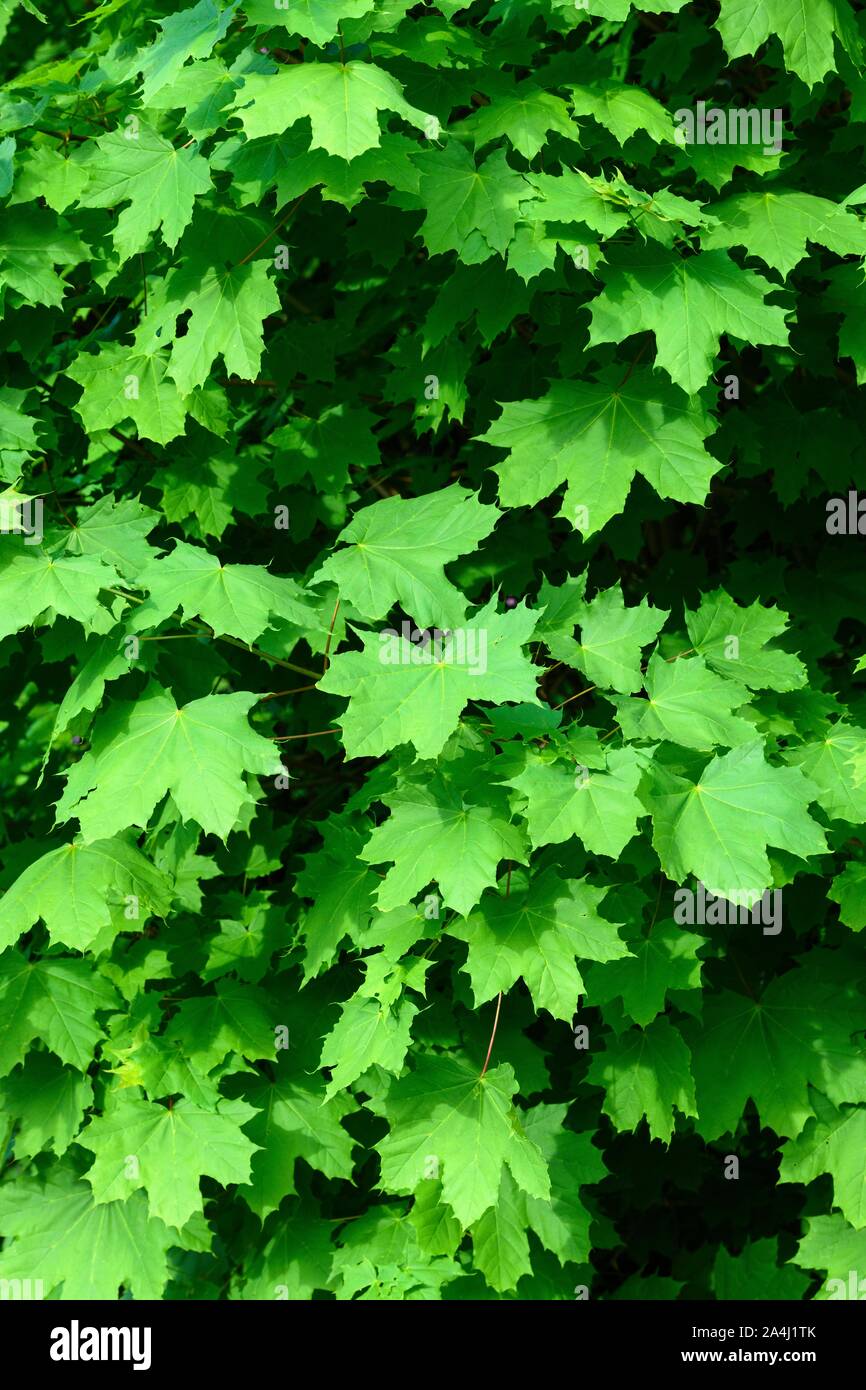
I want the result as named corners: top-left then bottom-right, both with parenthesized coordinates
top-left (715, 0), bottom-right (861, 88)
top-left (62, 494), bottom-right (160, 579)
top-left (130, 539), bottom-right (314, 645)
top-left (712, 1239), bottom-right (811, 1300)
top-left (547, 583), bottom-right (669, 693)
top-left (55, 685), bottom-right (282, 842)
top-left (588, 247), bottom-right (790, 395)
top-left (360, 765), bottom-right (527, 916)
top-left (238, 1050), bottom-right (358, 1219)
top-left (829, 861), bottom-right (866, 930)
top-left (319, 597), bottom-right (541, 760)
top-left (80, 1089), bottom-right (260, 1228)
top-left (136, 0), bottom-right (238, 103)
top-left (780, 1091), bottom-right (866, 1228)
top-left (295, 817), bottom-right (379, 981)
top-left (449, 868), bottom-right (629, 1021)
top-left (152, 258), bottom-right (280, 395)
top-left (647, 740), bottom-right (827, 901)
top-left (319, 992), bottom-right (419, 1099)
top-left (0, 386), bottom-right (39, 464)
top-left (585, 919), bottom-right (705, 1027)
top-left (587, 1016), bottom-right (697, 1143)
top-left (0, 1052), bottom-right (91, 1158)
top-left (238, 1198), bottom-right (333, 1299)
top-left (232, 61), bottom-right (432, 160)
top-left (65, 344), bottom-right (188, 447)
top-left (508, 746), bottom-right (646, 858)
top-left (9, 143), bottom-right (89, 212)
top-left (376, 1054), bottom-right (550, 1226)
top-left (0, 1166), bottom-right (176, 1299)
top-left (247, 0), bottom-right (376, 43)
top-left (76, 124), bottom-right (212, 257)
top-left (0, 948), bottom-right (119, 1075)
top-left (687, 952), bottom-right (866, 1138)
top-left (702, 190), bottom-right (866, 277)
top-left (478, 367), bottom-right (720, 535)
top-left (613, 652), bottom-right (755, 749)
top-left (470, 1170), bottom-right (532, 1292)
top-left (312, 485), bottom-right (498, 628)
top-left (416, 144), bottom-right (534, 260)
top-left (270, 403), bottom-right (381, 491)
top-left (524, 169), bottom-right (633, 238)
top-left (0, 835), bottom-right (172, 952)
top-left (0, 205), bottom-right (88, 307)
top-left (783, 725), bottom-right (866, 824)
top-left (568, 80), bottom-right (677, 144)
top-left (791, 1214), bottom-right (866, 1296)
top-left (685, 589), bottom-right (807, 691)
top-left (0, 543), bottom-right (117, 640)
top-left (461, 78), bottom-right (578, 158)
top-left (46, 634), bottom-right (134, 753)
top-left (410, 1178), bottom-right (463, 1258)
top-left (521, 1105), bottom-right (606, 1268)
top-left (164, 980), bottom-right (277, 1071)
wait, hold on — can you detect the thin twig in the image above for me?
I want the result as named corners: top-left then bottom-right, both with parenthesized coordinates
top-left (480, 992), bottom-right (503, 1079)
top-left (272, 728), bottom-right (339, 741)
top-left (235, 192), bottom-right (310, 268)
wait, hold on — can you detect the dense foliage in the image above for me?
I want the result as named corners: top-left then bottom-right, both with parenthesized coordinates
top-left (1, 0), bottom-right (866, 1302)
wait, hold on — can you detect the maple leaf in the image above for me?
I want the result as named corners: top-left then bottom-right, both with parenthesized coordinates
top-left (312, 485), bottom-right (498, 628)
top-left (0, 949), bottom-right (119, 1075)
top-left (613, 652), bottom-right (756, 749)
top-left (585, 918), bottom-right (705, 1027)
top-left (702, 189), bottom-right (866, 277)
top-left (0, 1052), bottom-right (92, 1158)
top-left (359, 761), bottom-right (528, 916)
top-left (715, 0), bottom-right (861, 88)
top-left (685, 589), bottom-right (808, 691)
top-left (416, 144), bottom-right (535, 260)
top-left (829, 861), bottom-right (866, 931)
top-left (231, 61), bottom-right (432, 160)
top-left (791, 1215), bottom-right (866, 1296)
top-left (62, 493), bottom-right (160, 578)
top-left (647, 739), bottom-right (827, 901)
top-left (237, 1048), bottom-right (358, 1219)
top-left (0, 542), bottom-right (117, 640)
top-left (588, 1016), bottom-right (697, 1143)
top-left (546, 583), bottom-right (669, 693)
top-left (163, 980), bottom-right (277, 1071)
top-left (55, 685), bottom-right (283, 842)
top-left (449, 867), bottom-right (630, 1020)
top-left (319, 597), bottom-right (541, 760)
top-left (508, 745), bottom-right (646, 858)
top-left (247, 0), bottom-right (379, 44)
top-left (588, 246), bottom-right (790, 394)
top-left (135, 0), bottom-right (238, 103)
top-left (130, 539), bottom-right (314, 644)
top-left (780, 1091), bottom-right (866, 1229)
top-left (0, 835), bottom-right (172, 952)
top-left (0, 1166), bottom-right (177, 1299)
top-left (66, 344), bottom-right (188, 447)
top-left (568, 79), bottom-right (677, 144)
top-left (149, 258), bottom-right (280, 395)
top-left (376, 1054), bottom-right (550, 1226)
top-left (712, 1239), bottom-right (811, 1300)
top-left (76, 125), bottom-right (212, 258)
top-left (461, 77), bottom-right (578, 159)
top-left (0, 205), bottom-right (88, 307)
top-left (687, 951), bottom-right (866, 1138)
top-left (80, 1089), bottom-right (260, 1228)
top-left (478, 366), bottom-right (720, 535)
